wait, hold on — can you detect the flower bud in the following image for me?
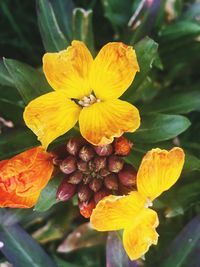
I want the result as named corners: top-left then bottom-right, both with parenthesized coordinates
top-left (94, 144), bottom-right (113, 156)
top-left (56, 179), bottom-right (76, 201)
top-left (104, 174), bottom-right (119, 190)
top-left (79, 146), bottom-right (95, 162)
top-left (89, 178), bottom-right (103, 192)
top-left (83, 174), bottom-right (92, 184)
top-left (66, 136), bottom-right (86, 156)
top-left (108, 155), bottom-right (124, 173)
top-left (118, 163), bottom-right (137, 187)
top-left (67, 171), bottom-right (83, 184)
top-left (114, 136), bottom-right (133, 156)
top-left (59, 156), bottom-right (76, 174)
top-left (99, 168), bottom-right (110, 177)
top-left (93, 156), bottom-right (107, 172)
top-left (77, 159), bottom-right (88, 172)
top-left (94, 188), bottom-right (110, 204)
top-left (78, 184), bottom-right (92, 202)
top-left (52, 156), bottom-right (62, 166)
top-left (78, 199), bottom-right (96, 218)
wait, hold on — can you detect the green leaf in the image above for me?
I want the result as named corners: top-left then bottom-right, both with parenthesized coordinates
top-left (123, 37), bottom-right (158, 103)
top-left (34, 175), bottom-right (63, 212)
top-left (4, 58), bottom-right (51, 104)
top-left (142, 91), bottom-right (200, 114)
top-left (0, 210), bottom-right (58, 267)
top-left (0, 60), bottom-right (14, 87)
top-left (184, 152), bottom-right (200, 172)
top-left (129, 113), bottom-right (191, 143)
top-left (37, 0), bottom-right (69, 52)
top-left (72, 8), bottom-right (94, 54)
top-left (159, 215), bottom-right (200, 267)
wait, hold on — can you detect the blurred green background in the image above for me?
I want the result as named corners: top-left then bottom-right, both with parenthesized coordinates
top-left (0, 0), bottom-right (200, 267)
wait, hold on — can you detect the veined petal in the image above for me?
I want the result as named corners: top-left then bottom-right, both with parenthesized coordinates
top-left (90, 42), bottom-right (139, 100)
top-left (43, 40), bottom-right (93, 99)
top-left (137, 147), bottom-right (185, 201)
top-left (90, 192), bottom-right (146, 231)
top-left (123, 208), bottom-right (159, 260)
top-left (0, 147), bottom-right (54, 208)
top-left (79, 99), bottom-right (140, 146)
top-left (24, 91), bottom-right (81, 149)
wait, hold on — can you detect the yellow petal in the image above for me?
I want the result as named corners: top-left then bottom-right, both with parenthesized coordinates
top-left (24, 91), bottom-right (81, 149)
top-left (43, 40), bottom-right (93, 99)
top-left (123, 208), bottom-right (159, 260)
top-left (79, 99), bottom-right (140, 145)
top-left (90, 42), bottom-right (139, 100)
top-left (137, 147), bottom-right (185, 201)
top-left (90, 192), bottom-right (146, 231)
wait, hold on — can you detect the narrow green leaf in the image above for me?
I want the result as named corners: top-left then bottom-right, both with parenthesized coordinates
top-left (72, 8), bottom-right (94, 54)
top-left (0, 60), bottom-right (14, 87)
top-left (37, 0), bottom-right (69, 52)
top-left (0, 210), bottom-right (58, 267)
top-left (4, 58), bottom-right (51, 104)
top-left (129, 113), bottom-right (191, 143)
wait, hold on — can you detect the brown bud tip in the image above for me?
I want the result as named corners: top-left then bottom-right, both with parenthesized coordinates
top-left (93, 156), bottom-right (107, 172)
top-left (79, 146), bottom-right (95, 162)
top-left (56, 180), bottom-right (76, 201)
top-left (78, 184), bottom-right (93, 202)
top-left (118, 163), bottom-right (137, 187)
top-left (78, 199), bottom-right (96, 218)
top-left (89, 178), bottom-right (103, 192)
top-left (94, 188), bottom-right (111, 204)
top-left (67, 171), bottom-right (83, 184)
top-left (94, 144), bottom-right (113, 156)
top-left (77, 159), bottom-right (88, 172)
top-left (59, 156), bottom-right (76, 174)
top-left (83, 174), bottom-right (92, 184)
top-left (66, 136), bottom-right (86, 156)
top-left (114, 136), bottom-right (133, 156)
top-left (108, 155), bottom-right (124, 173)
top-left (52, 156), bottom-right (62, 166)
top-left (99, 168), bottom-right (110, 177)
top-left (104, 174), bottom-right (119, 191)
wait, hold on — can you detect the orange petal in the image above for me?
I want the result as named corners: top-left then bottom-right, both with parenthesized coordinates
top-left (90, 42), bottom-right (139, 100)
top-left (43, 40), bottom-right (93, 99)
top-left (123, 208), bottom-right (159, 260)
top-left (0, 147), bottom-right (54, 208)
top-left (137, 147), bottom-right (185, 201)
top-left (24, 91), bottom-right (81, 149)
top-left (79, 99), bottom-right (140, 145)
top-left (90, 192), bottom-right (146, 231)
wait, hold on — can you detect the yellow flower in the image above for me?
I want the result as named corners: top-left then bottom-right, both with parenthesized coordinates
top-left (24, 41), bottom-right (140, 149)
top-left (90, 147), bottom-right (185, 260)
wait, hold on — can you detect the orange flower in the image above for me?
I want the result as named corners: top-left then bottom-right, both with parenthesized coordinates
top-left (0, 147), bottom-right (54, 208)
top-left (24, 41), bottom-right (140, 149)
top-left (90, 147), bottom-right (185, 260)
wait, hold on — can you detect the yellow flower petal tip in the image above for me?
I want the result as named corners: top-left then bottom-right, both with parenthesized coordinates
top-left (137, 147), bottom-right (185, 201)
top-left (24, 40), bottom-right (140, 148)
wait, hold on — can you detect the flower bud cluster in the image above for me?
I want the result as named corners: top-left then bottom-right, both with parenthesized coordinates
top-left (56, 136), bottom-right (136, 218)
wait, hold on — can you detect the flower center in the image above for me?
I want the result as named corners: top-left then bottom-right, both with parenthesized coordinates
top-left (78, 94), bottom-right (101, 107)
top-left (144, 198), bottom-right (153, 208)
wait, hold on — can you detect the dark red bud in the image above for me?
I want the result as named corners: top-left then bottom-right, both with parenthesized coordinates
top-left (56, 179), bottom-right (76, 201)
top-left (93, 157), bottom-right (107, 172)
top-left (99, 168), bottom-right (110, 177)
top-left (89, 178), bottom-right (103, 192)
top-left (59, 156), bottom-right (76, 174)
top-left (94, 188), bottom-right (111, 204)
top-left (78, 199), bottom-right (96, 218)
top-left (114, 136), bottom-right (133, 156)
top-left (79, 146), bottom-right (95, 162)
top-left (67, 171), bottom-right (83, 184)
top-left (77, 159), bottom-right (88, 172)
top-left (104, 174), bottom-right (119, 190)
top-left (78, 184), bottom-right (93, 202)
top-left (83, 174), bottom-right (92, 184)
top-left (94, 144), bottom-right (113, 156)
top-left (52, 156), bottom-right (62, 166)
top-left (118, 163), bottom-right (137, 187)
top-left (108, 155), bottom-right (124, 173)
top-left (66, 136), bottom-right (86, 156)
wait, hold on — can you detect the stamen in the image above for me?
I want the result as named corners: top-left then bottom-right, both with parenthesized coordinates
top-left (78, 93), bottom-right (101, 107)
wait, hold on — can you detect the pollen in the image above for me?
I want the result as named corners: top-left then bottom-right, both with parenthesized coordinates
top-left (78, 94), bottom-right (101, 107)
